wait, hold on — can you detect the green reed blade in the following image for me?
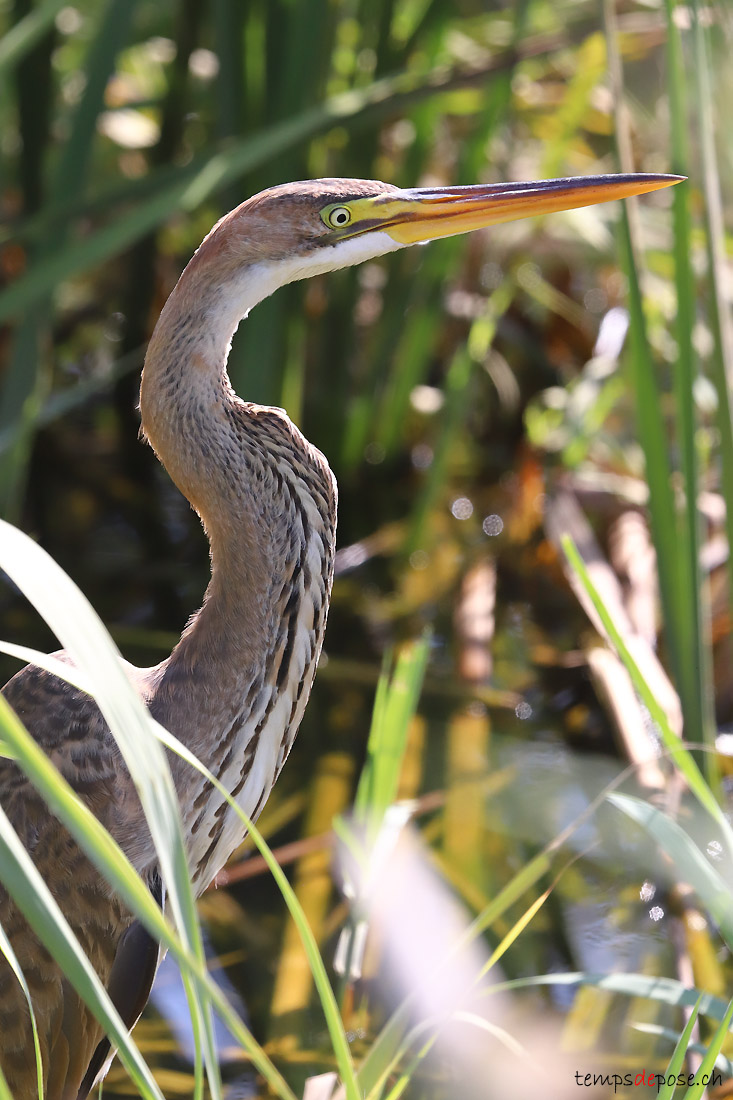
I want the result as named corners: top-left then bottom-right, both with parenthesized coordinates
top-left (681, 995), bottom-right (733, 1100)
top-left (0, 0), bottom-right (66, 74)
top-left (653, 996), bottom-right (701, 1100)
top-left (0, 520), bottom-right (222, 1100)
top-left (663, 0), bottom-right (717, 789)
top-left (0, 920), bottom-right (45, 1099)
top-left (609, 794), bottom-right (733, 950)
top-left (562, 534), bottom-right (728, 832)
top-left (691, 0), bottom-right (733, 629)
top-left (484, 971), bottom-right (730, 1024)
top-left (0, 777), bottom-right (163, 1100)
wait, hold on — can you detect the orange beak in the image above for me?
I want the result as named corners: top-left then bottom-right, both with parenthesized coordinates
top-left (349, 174), bottom-right (684, 244)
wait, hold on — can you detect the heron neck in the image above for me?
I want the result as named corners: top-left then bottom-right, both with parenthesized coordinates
top-left (139, 255), bottom-right (336, 781)
top-left (140, 255), bottom-right (279, 524)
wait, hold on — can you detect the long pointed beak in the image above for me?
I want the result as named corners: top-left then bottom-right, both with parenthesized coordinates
top-left (361, 174), bottom-right (684, 244)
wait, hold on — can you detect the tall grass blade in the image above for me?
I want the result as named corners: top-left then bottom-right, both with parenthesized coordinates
top-left (634, 1024), bottom-right (733, 1078)
top-left (149, 725), bottom-right (360, 1100)
top-left (380, 1035), bottom-right (436, 1100)
top-left (0, 773), bottom-right (163, 1099)
top-left (0, 520), bottom-right (221, 1099)
top-left (213, 0), bottom-right (245, 143)
top-left (477, 885), bottom-right (553, 983)
top-left (353, 636), bottom-right (430, 828)
top-left (336, 637), bottom-right (429, 1029)
top-left (617, 211), bottom-right (683, 660)
top-left (373, 281), bottom-right (444, 459)
top-left (0, 316), bottom-right (49, 518)
top-left (655, 995), bottom-right (701, 1100)
top-left (540, 32), bottom-right (607, 178)
top-left (608, 793), bottom-right (733, 949)
top-left (0, 0), bottom-right (66, 73)
top-left (485, 971), bottom-right (729, 1020)
top-left (0, 922), bottom-right (44, 1099)
top-left (603, 0), bottom-right (684, 703)
top-left (663, 0), bottom-right (717, 787)
top-left (681, 995), bottom-right (733, 1099)
top-left (690, 0), bottom-right (733, 617)
top-left (358, 800), bottom-right (611, 1098)
top-left (562, 534), bottom-right (727, 831)
top-left (51, 0), bottom-right (137, 203)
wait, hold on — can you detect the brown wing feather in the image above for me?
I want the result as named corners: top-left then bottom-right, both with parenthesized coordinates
top-left (0, 662), bottom-right (143, 1099)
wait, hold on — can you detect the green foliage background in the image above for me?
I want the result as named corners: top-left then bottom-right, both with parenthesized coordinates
top-left (1, 0), bottom-right (733, 1097)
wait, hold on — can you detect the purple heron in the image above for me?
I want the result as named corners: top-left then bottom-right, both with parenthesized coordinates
top-left (0, 173), bottom-right (681, 1097)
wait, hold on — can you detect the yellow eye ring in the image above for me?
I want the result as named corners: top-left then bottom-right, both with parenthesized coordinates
top-left (322, 205), bottom-right (352, 230)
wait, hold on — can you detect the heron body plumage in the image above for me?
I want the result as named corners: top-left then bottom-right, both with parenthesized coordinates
top-left (154, 405), bottom-right (337, 891)
top-left (0, 173), bottom-right (682, 1097)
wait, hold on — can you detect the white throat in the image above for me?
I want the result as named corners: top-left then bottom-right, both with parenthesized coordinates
top-left (210, 230), bottom-right (406, 346)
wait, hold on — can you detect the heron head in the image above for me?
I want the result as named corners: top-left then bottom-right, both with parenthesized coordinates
top-left (203, 171), bottom-right (683, 283)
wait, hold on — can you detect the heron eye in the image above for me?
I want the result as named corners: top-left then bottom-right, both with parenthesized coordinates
top-left (322, 205), bottom-right (352, 230)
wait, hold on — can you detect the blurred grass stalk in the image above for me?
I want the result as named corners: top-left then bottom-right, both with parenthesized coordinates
top-left (690, 0), bottom-right (733, 640)
top-left (333, 638), bottom-right (429, 1009)
top-left (604, 0), bottom-right (722, 795)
